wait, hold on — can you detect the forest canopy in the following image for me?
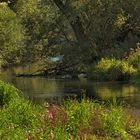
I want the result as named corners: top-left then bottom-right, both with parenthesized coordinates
top-left (0, 0), bottom-right (140, 73)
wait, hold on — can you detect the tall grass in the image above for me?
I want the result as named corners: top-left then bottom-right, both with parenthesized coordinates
top-left (0, 81), bottom-right (140, 139)
top-left (101, 104), bottom-right (127, 138)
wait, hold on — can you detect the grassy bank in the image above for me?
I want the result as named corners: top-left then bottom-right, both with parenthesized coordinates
top-left (0, 81), bottom-right (140, 140)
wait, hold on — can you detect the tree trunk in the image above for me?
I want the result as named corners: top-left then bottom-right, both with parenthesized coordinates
top-left (53, 0), bottom-right (95, 62)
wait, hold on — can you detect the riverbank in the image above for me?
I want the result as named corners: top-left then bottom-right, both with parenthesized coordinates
top-left (0, 81), bottom-right (140, 140)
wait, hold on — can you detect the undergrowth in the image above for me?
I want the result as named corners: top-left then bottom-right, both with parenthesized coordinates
top-left (0, 81), bottom-right (139, 140)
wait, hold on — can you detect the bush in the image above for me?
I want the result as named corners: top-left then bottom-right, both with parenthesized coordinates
top-left (125, 44), bottom-right (140, 84)
top-left (0, 81), bottom-right (21, 106)
top-left (128, 51), bottom-right (140, 68)
top-left (89, 58), bottom-right (136, 81)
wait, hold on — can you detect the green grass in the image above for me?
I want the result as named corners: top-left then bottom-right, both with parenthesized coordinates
top-left (101, 104), bottom-right (128, 138)
top-left (0, 81), bottom-right (140, 140)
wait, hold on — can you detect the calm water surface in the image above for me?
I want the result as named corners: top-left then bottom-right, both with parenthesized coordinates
top-left (1, 74), bottom-right (140, 108)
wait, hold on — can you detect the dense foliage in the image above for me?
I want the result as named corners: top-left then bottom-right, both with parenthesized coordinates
top-left (0, 82), bottom-right (140, 139)
top-left (127, 43), bottom-right (140, 69)
top-left (0, 0), bottom-right (139, 71)
top-left (0, 3), bottom-right (23, 66)
top-left (89, 58), bottom-right (136, 81)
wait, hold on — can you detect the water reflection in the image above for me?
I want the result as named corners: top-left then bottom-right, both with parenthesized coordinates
top-left (90, 82), bottom-right (139, 99)
top-left (0, 75), bottom-right (140, 108)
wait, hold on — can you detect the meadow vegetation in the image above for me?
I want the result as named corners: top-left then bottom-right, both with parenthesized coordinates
top-left (0, 82), bottom-right (140, 140)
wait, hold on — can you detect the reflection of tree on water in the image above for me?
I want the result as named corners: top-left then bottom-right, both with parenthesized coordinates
top-left (1, 73), bottom-right (140, 107)
top-left (59, 79), bottom-right (97, 101)
top-left (84, 81), bottom-right (97, 99)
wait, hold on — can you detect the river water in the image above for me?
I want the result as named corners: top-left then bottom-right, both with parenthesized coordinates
top-left (1, 74), bottom-right (140, 109)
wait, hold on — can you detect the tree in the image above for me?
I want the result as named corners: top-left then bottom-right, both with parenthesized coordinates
top-left (1, 0), bottom-right (139, 73)
top-left (0, 2), bottom-right (23, 66)
top-left (52, 0), bottom-right (97, 63)
top-left (53, 0), bottom-right (140, 59)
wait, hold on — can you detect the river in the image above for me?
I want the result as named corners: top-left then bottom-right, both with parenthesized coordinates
top-left (0, 73), bottom-right (140, 109)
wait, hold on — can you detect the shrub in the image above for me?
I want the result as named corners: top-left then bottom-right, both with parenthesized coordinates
top-left (0, 81), bottom-right (21, 106)
top-left (125, 43), bottom-right (140, 68)
top-left (89, 58), bottom-right (136, 81)
top-left (128, 51), bottom-right (140, 68)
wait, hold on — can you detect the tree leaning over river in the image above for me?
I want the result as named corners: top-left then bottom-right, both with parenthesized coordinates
top-left (0, 0), bottom-right (140, 73)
